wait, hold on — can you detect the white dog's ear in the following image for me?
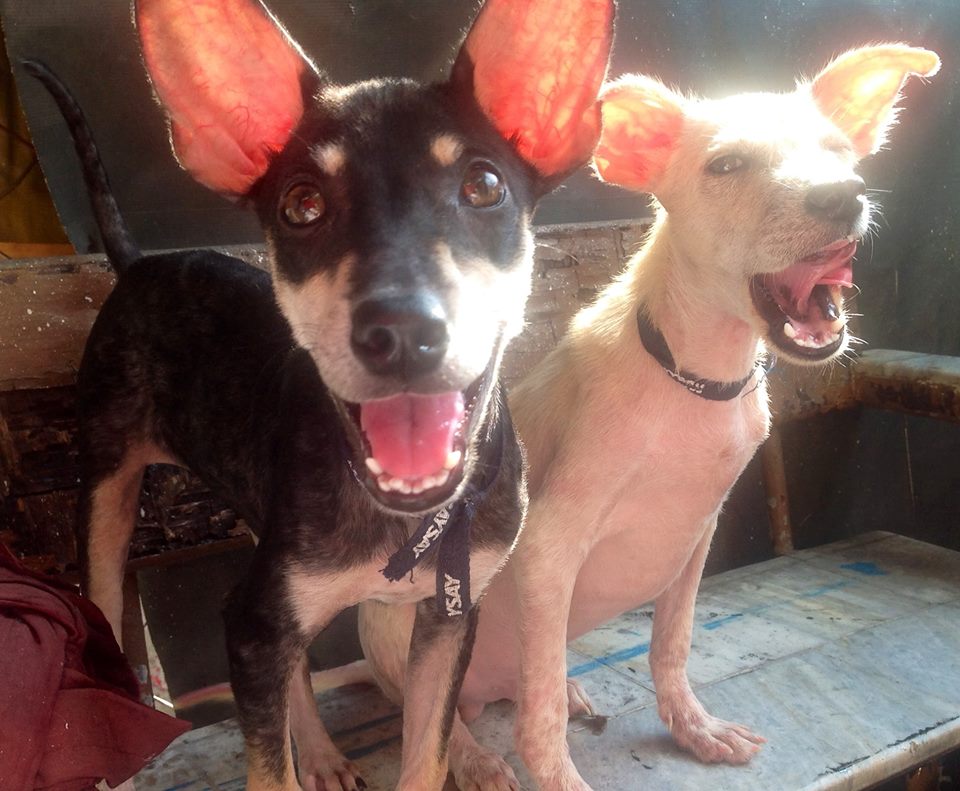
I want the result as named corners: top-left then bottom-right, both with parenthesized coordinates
top-left (452, 0), bottom-right (615, 180)
top-left (136, 0), bottom-right (318, 196)
top-left (592, 76), bottom-right (685, 193)
top-left (810, 44), bottom-right (940, 157)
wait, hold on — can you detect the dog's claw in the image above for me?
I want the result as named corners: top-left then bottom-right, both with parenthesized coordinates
top-left (566, 677), bottom-right (596, 718)
top-left (298, 753), bottom-right (366, 791)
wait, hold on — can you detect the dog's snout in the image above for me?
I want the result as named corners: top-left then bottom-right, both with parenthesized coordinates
top-left (351, 296), bottom-right (450, 379)
top-left (805, 178), bottom-right (866, 222)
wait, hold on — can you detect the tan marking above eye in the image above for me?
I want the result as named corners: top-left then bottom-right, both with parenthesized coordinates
top-left (311, 142), bottom-right (346, 176)
top-left (431, 134), bottom-right (464, 167)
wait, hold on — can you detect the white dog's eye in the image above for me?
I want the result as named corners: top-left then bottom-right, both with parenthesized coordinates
top-left (281, 183), bottom-right (326, 226)
top-left (461, 161), bottom-right (506, 208)
top-left (707, 154), bottom-right (747, 175)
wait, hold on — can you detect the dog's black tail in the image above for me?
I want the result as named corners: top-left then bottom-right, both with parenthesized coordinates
top-left (22, 60), bottom-right (140, 274)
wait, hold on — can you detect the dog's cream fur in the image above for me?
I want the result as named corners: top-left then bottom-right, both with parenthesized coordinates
top-left (356, 44), bottom-right (939, 789)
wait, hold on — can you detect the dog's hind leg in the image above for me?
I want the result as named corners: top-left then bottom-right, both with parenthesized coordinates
top-left (78, 446), bottom-right (152, 643)
top-left (649, 518), bottom-right (766, 764)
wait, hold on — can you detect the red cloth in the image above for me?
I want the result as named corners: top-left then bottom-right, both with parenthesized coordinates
top-left (0, 546), bottom-right (190, 790)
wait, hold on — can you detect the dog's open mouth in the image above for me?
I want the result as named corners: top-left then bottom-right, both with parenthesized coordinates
top-left (337, 372), bottom-right (489, 513)
top-left (750, 237), bottom-right (857, 361)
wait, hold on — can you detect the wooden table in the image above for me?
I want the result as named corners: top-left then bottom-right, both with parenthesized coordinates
top-left (137, 531), bottom-right (960, 790)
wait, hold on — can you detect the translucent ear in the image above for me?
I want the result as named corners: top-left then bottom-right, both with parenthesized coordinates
top-left (810, 44), bottom-right (940, 157)
top-left (454, 0), bottom-right (615, 179)
top-left (593, 76), bottom-right (685, 193)
top-left (136, 0), bottom-right (317, 195)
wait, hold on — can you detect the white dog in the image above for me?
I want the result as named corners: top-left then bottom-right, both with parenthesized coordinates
top-left (358, 44), bottom-right (940, 790)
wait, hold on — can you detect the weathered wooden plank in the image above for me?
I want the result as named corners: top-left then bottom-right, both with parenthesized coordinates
top-left (0, 246), bottom-right (272, 392)
top-left (853, 349), bottom-right (960, 423)
top-left (0, 257), bottom-right (116, 390)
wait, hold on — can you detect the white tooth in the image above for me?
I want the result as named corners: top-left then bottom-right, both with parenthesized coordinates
top-left (783, 322), bottom-right (797, 339)
top-left (435, 470), bottom-right (450, 488)
top-left (444, 449), bottom-right (462, 470)
top-left (829, 318), bottom-right (844, 333)
top-left (398, 481), bottom-right (413, 495)
top-left (377, 475), bottom-right (392, 492)
top-left (421, 475), bottom-right (437, 491)
top-left (365, 457), bottom-right (384, 476)
top-left (410, 481), bottom-right (425, 495)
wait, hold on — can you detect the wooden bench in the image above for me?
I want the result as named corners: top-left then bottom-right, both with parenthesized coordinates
top-left (137, 531), bottom-right (960, 790)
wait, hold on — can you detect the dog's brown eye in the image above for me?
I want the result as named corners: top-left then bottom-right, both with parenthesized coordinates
top-left (707, 155), bottom-right (746, 175)
top-left (461, 162), bottom-right (506, 208)
top-left (281, 184), bottom-right (326, 226)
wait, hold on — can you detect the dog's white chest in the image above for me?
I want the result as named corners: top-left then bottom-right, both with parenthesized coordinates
top-left (557, 376), bottom-right (770, 636)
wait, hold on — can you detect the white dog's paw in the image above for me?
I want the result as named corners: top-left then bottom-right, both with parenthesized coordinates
top-left (452, 748), bottom-right (520, 791)
top-left (660, 693), bottom-right (765, 765)
top-left (566, 677), bottom-right (596, 718)
top-left (297, 747), bottom-right (366, 791)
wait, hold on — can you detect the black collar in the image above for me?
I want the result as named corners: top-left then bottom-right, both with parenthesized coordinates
top-left (636, 308), bottom-right (770, 401)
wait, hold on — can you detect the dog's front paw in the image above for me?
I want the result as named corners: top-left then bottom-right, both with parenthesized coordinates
top-left (659, 693), bottom-right (765, 765)
top-left (516, 729), bottom-right (593, 791)
top-left (297, 749), bottom-right (366, 791)
top-left (452, 747), bottom-right (520, 791)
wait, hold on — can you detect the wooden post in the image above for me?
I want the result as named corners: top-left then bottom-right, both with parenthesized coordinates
top-left (761, 426), bottom-right (794, 556)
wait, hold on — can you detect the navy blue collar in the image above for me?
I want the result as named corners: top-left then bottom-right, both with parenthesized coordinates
top-left (636, 308), bottom-right (771, 401)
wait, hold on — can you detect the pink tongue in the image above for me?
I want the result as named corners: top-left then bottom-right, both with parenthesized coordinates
top-left (771, 245), bottom-right (855, 316)
top-left (360, 392), bottom-right (465, 479)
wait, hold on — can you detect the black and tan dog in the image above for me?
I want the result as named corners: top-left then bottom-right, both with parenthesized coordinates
top-left (26, 0), bottom-right (614, 788)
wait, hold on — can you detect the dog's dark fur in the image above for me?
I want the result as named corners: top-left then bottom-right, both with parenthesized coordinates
top-left (26, 0), bottom-right (614, 787)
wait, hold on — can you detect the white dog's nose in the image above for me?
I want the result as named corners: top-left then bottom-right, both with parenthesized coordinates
top-left (805, 178), bottom-right (866, 222)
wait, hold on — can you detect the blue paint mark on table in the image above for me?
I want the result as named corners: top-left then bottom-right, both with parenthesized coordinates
top-left (569, 641), bottom-right (651, 677)
top-left (702, 612), bottom-right (744, 631)
top-left (568, 577), bottom-right (858, 678)
top-left (840, 561), bottom-right (888, 576)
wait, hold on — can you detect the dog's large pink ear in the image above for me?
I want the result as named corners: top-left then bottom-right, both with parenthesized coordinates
top-left (454, 0), bottom-right (615, 179)
top-left (811, 44), bottom-right (940, 157)
top-left (592, 76), bottom-right (685, 193)
top-left (136, 0), bottom-right (315, 196)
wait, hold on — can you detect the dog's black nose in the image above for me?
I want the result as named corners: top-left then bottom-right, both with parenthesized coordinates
top-left (351, 295), bottom-right (450, 379)
top-left (805, 178), bottom-right (866, 222)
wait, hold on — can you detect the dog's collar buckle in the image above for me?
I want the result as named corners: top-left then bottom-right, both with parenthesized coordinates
top-left (636, 308), bottom-right (771, 401)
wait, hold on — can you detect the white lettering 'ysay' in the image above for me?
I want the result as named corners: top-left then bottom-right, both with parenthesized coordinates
top-left (413, 507), bottom-right (450, 558)
top-left (444, 573), bottom-right (463, 617)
